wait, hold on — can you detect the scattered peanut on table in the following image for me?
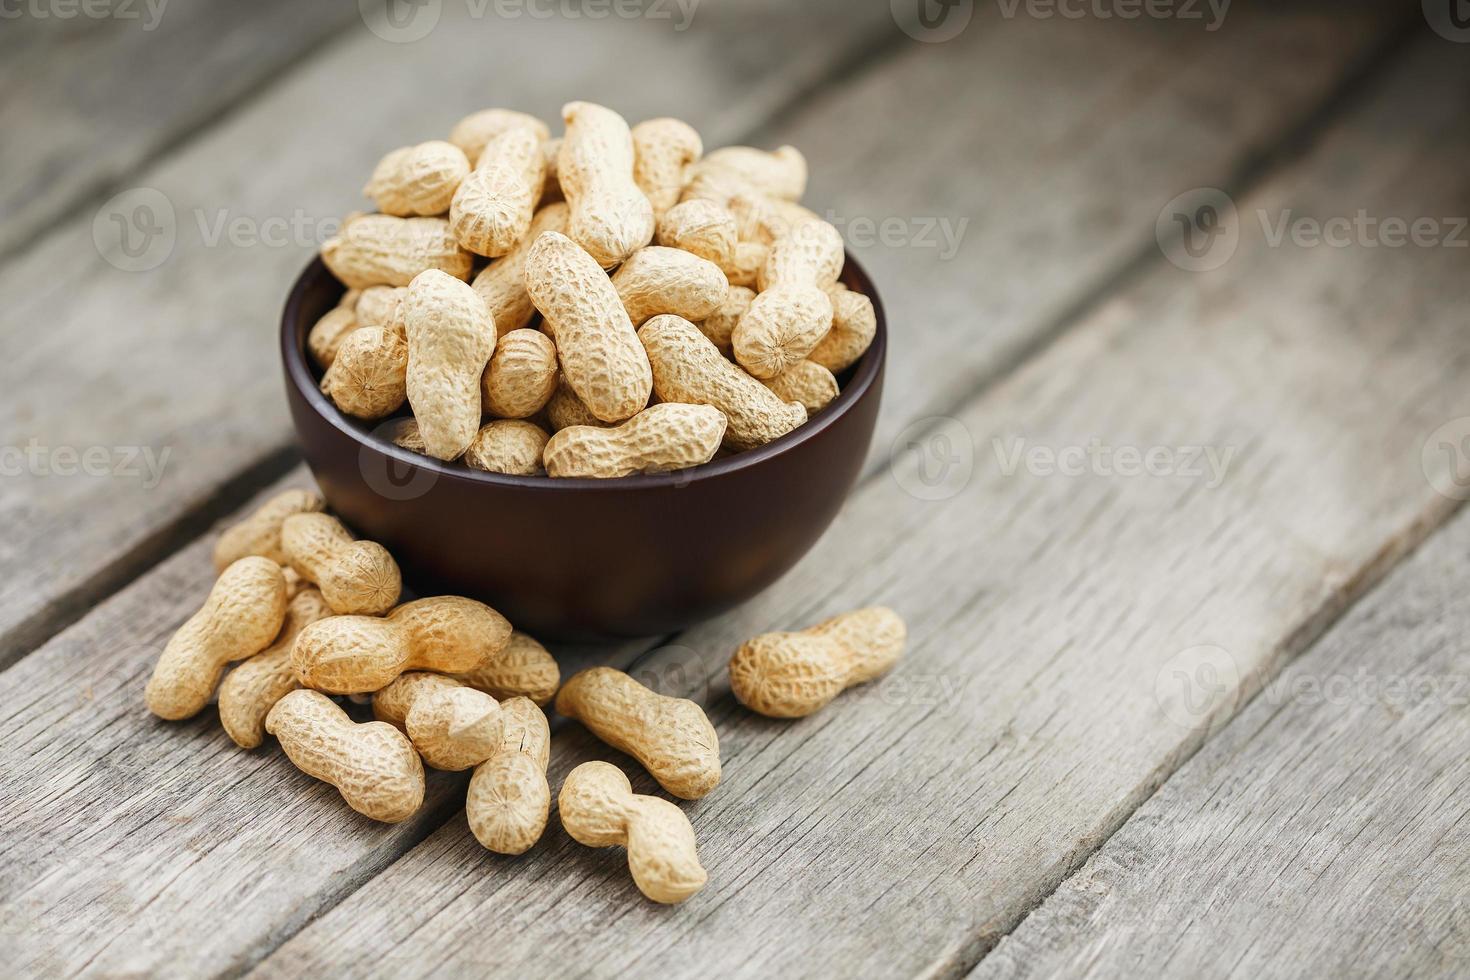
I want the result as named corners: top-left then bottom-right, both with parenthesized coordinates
top-left (466, 696), bottom-right (552, 855)
top-left (145, 487), bottom-right (907, 904)
top-left (555, 667), bottom-right (721, 800)
top-left (729, 607), bottom-right (909, 718)
top-left (560, 761), bottom-right (707, 904)
top-left (142, 103), bottom-right (902, 908)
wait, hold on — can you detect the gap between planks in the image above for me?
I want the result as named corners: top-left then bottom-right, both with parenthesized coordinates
top-left (973, 502), bottom-right (1470, 979)
top-left (0, 1), bottom-right (364, 265)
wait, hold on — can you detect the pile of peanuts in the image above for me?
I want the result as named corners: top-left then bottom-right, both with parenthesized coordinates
top-left (309, 101), bottom-right (877, 479)
top-left (146, 489), bottom-right (906, 903)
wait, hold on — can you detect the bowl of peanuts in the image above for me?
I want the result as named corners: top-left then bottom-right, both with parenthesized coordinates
top-left (280, 102), bottom-right (886, 642)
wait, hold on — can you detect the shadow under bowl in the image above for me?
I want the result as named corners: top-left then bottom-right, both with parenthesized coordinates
top-left (281, 253), bottom-right (887, 642)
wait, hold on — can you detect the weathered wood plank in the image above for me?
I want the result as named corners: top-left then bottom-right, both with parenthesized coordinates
top-left (0, 0), bottom-right (900, 667)
top-left (0, 475), bottom-right (473, 979)
top-left (975, 505), bottom-right (1470, 980)
top-left (764, 1), bottom-right (1412, 463)
top-left (249, 34), bottom-right (1470, 979)
top-left (0, 469), bottom-right (649, 978)
top-left (0, 0), bottom-right (358, 259)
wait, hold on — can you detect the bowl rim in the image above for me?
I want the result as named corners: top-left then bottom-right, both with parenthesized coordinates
top-left (282, 250), bottom-right (887, 492)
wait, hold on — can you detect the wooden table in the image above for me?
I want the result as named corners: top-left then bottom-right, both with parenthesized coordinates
top-left (4, 2), bottom-right (1467, 976)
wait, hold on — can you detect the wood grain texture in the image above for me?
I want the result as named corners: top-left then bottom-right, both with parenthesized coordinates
top-left (0, 0), bottom-right (899, 667)
top-left (768, 1), bottom-right (1409, 466)
top-left (0, 466), bottom-right (656, 977)
top-left (249, 34), bottom-right (1470, 980)
top-left (975, 505), bottom-right (1470, 980)
top-left (0, 476), bottom-right (467, 978)
top-left (0, 0), bottom-right (358, 259)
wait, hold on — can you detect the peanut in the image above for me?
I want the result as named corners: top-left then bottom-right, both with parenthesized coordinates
top-left (544, 378), bottom-right (610, 432)
top-left (451, 631), bottom-right (560, 706)
top-left (307, 304), bottom-right (359, 369)
top-left (371, 671), bottom-right (459, 728)
top-left (809, 283), bottom-right (877, 373)
top-left (266, 689), bottom-right (425, 823)
top-left (319, 325), bottom-right (408, 420)
top-left (450, 124), bottom-right (546, 257)
top-left (466, 696), bottom-right (551, 854)
top-left (481, 328), bottom-right (558, 419)
top-left (373, 674), bottom-right (503, 771)
top-left (404, 269), bottom-right (497, 460)
top-left (218, 587), bottom-right (333, 749)
top-left (448, 108), bottom-right (550, 166)
top-left (405, 686), bottom-right (502, 771)
top-left (728, 607), bottom-right (907, 718)
top-left (384, 416), bottom-right (425, 453)
top-left (695, 284), bottom-right (754, 358)
top-left (322, 214), bottom-right (473, 289)
top-left (760, 360), bottom-right (839, 415)
top-left (631, 117), bottom-right (702, 219)
top-left (212, 489), bottom-right (325, 572)
top-left (471, 202), bottom-right (570, 337)
top-left (732, 220), bottom-right (843, 378)
top-left (728, 193), bottom-right (823, 245)
top-left (364, 140), bottom-right (471, 217)
top-left (696, 144), bottom-right (807, 202)
top-left (355, 285), bottom-right (406, 329)
top-left (291, 595), bottom-right (512, 693)
top-left (558, 101), bottom-right (655, 268)
top-left (280, 512), bottom-right (402, 616)
top-left (463, 419), bottom-right (549, 476)
top-left (524, 231), bottom-right (652, 423)
top-left (558, 761), bottom-right (707, 904)
top-left (144, 557), bottom-right (288, 721)
top-left (638, 314), bottom-right (806, 452)
top-left (555, 667), bottom-right (720, 799)
top-left (611, 246), bottom-right (728, 326)
top-left (543, 403), bottom-right (725, 479)
top-left (655, 198), bottom-right (765, 288)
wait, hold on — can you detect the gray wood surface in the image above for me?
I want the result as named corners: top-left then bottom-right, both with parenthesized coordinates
top-left (0, 471), bottom-right (649, 979)
top-left (2, 5), bottom-right (1463, 980)
top-left (0, 3), bottom-right (1404, 672)
top-left (0, 0), bottom-right (358, 260)
top-left (247, 32), bottom-right (1470, 980)
top-left (0, 485), bottom-right (474, 980)
top-left (974, 505), bottom-right (1470, 980)
top-left (0, 0), bottom-right (899, 667)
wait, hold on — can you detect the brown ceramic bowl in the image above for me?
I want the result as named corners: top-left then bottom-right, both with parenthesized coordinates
top-left (281, 254), bottom-right (886, 642)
